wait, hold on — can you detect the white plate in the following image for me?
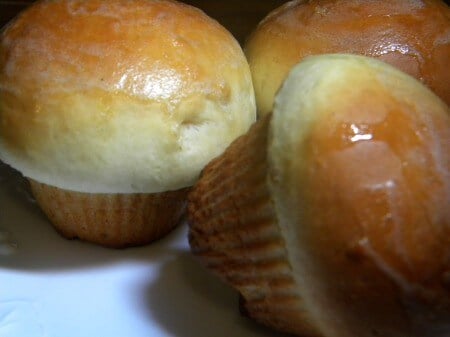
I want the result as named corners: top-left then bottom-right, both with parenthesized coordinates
top-left (0, 162), bottom-right (285, 337)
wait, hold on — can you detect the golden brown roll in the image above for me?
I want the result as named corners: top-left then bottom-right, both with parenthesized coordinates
top-left (188, 54), bottom-right (450, 336)
top-left (244, 0), bottom-right (450, 116)
top-left (0, 0), bottom-right (256, 247)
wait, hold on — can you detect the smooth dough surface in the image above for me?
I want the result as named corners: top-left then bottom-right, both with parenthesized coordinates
top-left (0, 0), bottom-right (256, 193)
top-left (269, 54), bottom-right (450, 337)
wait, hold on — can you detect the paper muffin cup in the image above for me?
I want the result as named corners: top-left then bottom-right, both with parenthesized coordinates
top-left (29, 179), bottom-right (189, 248)
top-left (188, 115), bottom-right (321, 336)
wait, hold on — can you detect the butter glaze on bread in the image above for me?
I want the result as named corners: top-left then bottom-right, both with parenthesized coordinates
top-left (245, 0), bottom-right (450, 116)
top-left (0, 0), bottom-right (256, 193)
top-left (268, 54), bottom-right (450, 337)
top-left (188, 54), bottom-right (450, 336)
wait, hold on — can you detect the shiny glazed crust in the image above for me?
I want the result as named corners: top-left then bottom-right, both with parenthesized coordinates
top-left (188, 54), bottom-right (450, 336)
top-left (245, 0), bottom-right (450, 116)
top-left (30, 179), bottom-right (189, 248)
top-left (0, 0), bottom-right (256, 193)
top-left (268, 54), bottom-right (450, 337)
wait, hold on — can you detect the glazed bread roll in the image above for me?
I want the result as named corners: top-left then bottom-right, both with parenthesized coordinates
top-left (0, 0), bottom-right (256, 247)
top-left (244, 0), bottom-right (450, 116)
top-left (188, 54), bottom-right (450, 336)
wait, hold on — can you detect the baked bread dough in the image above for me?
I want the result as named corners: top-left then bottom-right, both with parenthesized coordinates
top-left (245, 0), bottom-right (450, 116)
top-left (0, 0), bottom-right (256, 194)
top-left (188, 54), bottom-right (450, 336)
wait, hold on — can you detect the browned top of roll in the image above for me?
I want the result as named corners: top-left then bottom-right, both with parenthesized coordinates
top-left (0, 0), bottom-right (256, 193)
top-left (269, 54), bottom-right (450, 337)
top-left (245, 0), bottom-right (450, 116)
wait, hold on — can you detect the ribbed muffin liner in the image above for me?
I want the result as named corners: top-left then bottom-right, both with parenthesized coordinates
top-left (188, 115), bottom-right (320, 336)
top-left (29, 180), bottom-right (189, 248)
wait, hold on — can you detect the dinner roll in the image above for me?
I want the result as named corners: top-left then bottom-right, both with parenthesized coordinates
top-left (188, 54), bottom-right (450, 336)
top-left (245, 0), bottom-right (450, 116)
top-left (0, 0), bottom-right (256, 194)
top-left (0, 0), bottom-right (256, 247)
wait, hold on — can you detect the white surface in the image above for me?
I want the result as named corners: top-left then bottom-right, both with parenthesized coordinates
top-left (0, 163), bottom-right (285, 337)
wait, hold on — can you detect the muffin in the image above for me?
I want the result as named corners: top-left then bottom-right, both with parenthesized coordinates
top-left (188, 54), bottom-right (450, 336)
top-left (244, 0), bottom-right (450, 116)
top-left (0, 0), bottom-right (256, 248)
